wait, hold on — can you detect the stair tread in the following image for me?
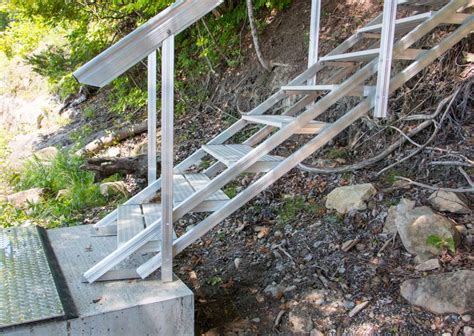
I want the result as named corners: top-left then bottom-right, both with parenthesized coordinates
top-left (242, 115), bottom-right (328, 134)
top-left (359, 11), bottom-right (433, 33)
top-left (320, 48), bottom-right (423, 62)
top-left (203, 144), bottom-right (282, 165)
top-left (281, 85), bottom-right (375, 96)
top-left (117, 204), bottom-right (177, 249)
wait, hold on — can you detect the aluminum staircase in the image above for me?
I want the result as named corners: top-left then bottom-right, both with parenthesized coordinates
top-left (75, 0), bottom-right (473, 283)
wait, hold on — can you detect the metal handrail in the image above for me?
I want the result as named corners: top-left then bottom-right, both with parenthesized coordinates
top-left (73, 0), bottom-right (222, 87)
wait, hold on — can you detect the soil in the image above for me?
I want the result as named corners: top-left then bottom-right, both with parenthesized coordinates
top-left (21, 0), bottom-right (473, 334)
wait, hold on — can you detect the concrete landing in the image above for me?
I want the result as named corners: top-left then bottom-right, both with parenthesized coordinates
top-left (1, 225), bottom-right (193, 336)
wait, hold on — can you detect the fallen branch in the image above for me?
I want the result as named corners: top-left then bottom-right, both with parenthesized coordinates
top-left (394, 176), bottom-right (474, 193)
top-left (82, 155), bottom-right (161, 180)
top-left (297, 119), bottom-right (433, 174)
top-left (377, 88), bottom-right (460, 176)
top-left (75, 120), bottom-right (148, 157)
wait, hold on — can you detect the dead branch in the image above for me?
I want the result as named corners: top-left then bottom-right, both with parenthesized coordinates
top-left (395, 176), bottom-right (474, 193)
top-left (297, 119), bottom-right (433, 174)
top-left (458, 167), bottom-right (474, 188)
top-left (377, 88), bottom-right (461, 176)
top-left (75, 120), bottom-right (148, 157)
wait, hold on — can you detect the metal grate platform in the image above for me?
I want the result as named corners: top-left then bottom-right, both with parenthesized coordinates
top-left (0, 226), bottom-right (65, 329)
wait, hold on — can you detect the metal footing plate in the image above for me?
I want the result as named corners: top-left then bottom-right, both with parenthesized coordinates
top-left (0, 226), bottom-right (65, 328)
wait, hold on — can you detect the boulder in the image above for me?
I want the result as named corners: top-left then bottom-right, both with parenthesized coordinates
top-left (400, 270), bottom-right (474, 314)
top-left (428, 191), bottom-right (470, 214)
top-left (325, 183), bottom-right (377, 214)
top-left (394, 199), bottom-right (458, 261)
top-left (7, 188), bottom-right (44, 208)
top-left (34, 147), bottom-right (59, 162)
top-left (99, 181), bottom-right (129, 197)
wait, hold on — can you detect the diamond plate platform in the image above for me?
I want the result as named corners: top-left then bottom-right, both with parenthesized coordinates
top-left (0, 226), bottom-right (65, 328)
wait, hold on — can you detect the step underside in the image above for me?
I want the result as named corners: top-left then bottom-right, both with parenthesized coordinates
top-left (202, 144), bottom-right (283, 172)
top-left (242, 115), bottom-right (329, 134)
top-left (319, 48), bottom-right (424, 63)
top-left (281, 85), bottom-right (375, 97)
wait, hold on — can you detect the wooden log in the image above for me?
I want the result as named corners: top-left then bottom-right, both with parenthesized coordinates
top-left (81, 155), bottom-right (160, 180)
top-left (75, 121), bottom-right (148, 157)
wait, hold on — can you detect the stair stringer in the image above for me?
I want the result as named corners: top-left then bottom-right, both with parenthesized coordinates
top-left (137, 8), bottom-right (474, 279)
top-left (83, 0), bottom-right (473, 283)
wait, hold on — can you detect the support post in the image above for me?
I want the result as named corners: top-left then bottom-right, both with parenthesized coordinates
top-left (161, 35), bottom-right (175, 282)
top-left (147, 51), bottom-right (157, 184)
top-left (308, 0), bottom-right (321, 85)
top-left (374, 0), bottom-right (397, 118)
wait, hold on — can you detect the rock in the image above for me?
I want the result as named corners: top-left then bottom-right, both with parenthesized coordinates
top-left (394, 199), bottom-right (458, 260)
top-left (428, 191), bottom-right (470, 214)
top-left (325, 183), bottom-right (377, 214)
top-left (132, 141), bottom-right (148, 156)
top-left (343, 300), bottom-right (355, 310)
top-left (462, 314), bottom-right (471, 322)
top-left (7, 188), bottom-right (44, 208)
top-left (464, 326), bottom-right (473, 336)
top-left (455, 225), bottom-right (468, 236)
top-left (34, 147), bottom-right (59, 162)
top-left (305, 290), bottom-right (327, 305)
top-left (400, 270), bottom-right (474, 314)
top-left (234, 258), bottom-right (242, 269)
top-left (383, 205), bottom-right (398, 235)
top-left (310, 329), bottom-right (324, 336)
top-left (56, 189), bottom-right (69, 200)
top-left (263, 284), bottom-right (284, 299)
top-left (288, 310), bottom-right (313, 333)
top-left (99, 181), bottom-right (129, 197)
top-left (415, 259), bottom-right (440, 272)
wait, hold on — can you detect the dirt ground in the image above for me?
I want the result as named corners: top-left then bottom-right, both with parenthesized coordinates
top-left (28, 0), bottom-right (473, 334)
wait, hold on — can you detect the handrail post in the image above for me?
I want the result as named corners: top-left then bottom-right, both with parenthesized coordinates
top-left (147, 51), bottom-right (157, 184)
top-left (161, 34), bottom-right (175, 282)
top-left (374, 0), bottom-right (397, 118)
top-left (308, 0), bottom-right (321, 85)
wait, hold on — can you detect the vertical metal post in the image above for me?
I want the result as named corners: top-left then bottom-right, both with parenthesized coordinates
top-left (161, 35), bottom-right (175, 283)
top-left (147, 51), bottom-right (157, 184)
top-left (374, 0), bottom-right (397, 118)
top-left (308, 0), bottom-right (321, 85)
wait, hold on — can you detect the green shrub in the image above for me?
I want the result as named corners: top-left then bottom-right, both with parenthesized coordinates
top-left (12, 151), bottom-right (112, 227)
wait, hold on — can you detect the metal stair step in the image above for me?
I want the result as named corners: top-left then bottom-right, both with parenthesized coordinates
top-left (281, 85), bottom-right (375, 97)
top-left (242, 115), bottom-right (329, 134)
top-left (117, 204), bottom-right (177, 253)
top-left (319, 48), bottom-right (424, 62)
top-left (202, 144), bottom-right (283, 173)
top-left (359, 11), bottom-right (467, 34)
top-left (359, 12), bottom-right (434, 33)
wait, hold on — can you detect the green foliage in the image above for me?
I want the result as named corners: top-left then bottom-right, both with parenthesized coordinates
top-left (276, 196), bottom-right (319, 224)
top-left (224, 184), bottom-right (238, 198)
top-left (327, 148), bottom-right (348, 160)
top-left (11, 151), bottom-right (112, 227)
top-left (426, 234), bottom-right (456, 253)
top-left (1, 0), bottom-right (293, 109)
top-left (207, 275), bottom-right (223, 286)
